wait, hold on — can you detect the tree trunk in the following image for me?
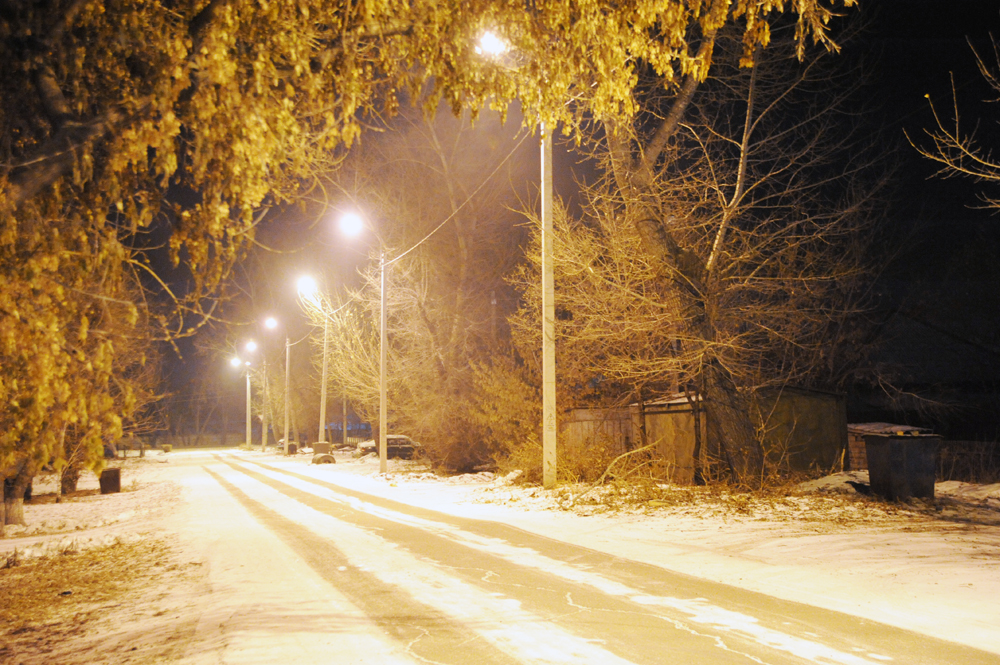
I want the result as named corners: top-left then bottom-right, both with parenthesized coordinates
top-left (61, 463), bottom-right (82, 494)
top-left (634, 386), bottom-right (647, 452)
top-left (704, 363), bottom-right (764, 488)
top-left (687, 387), bottom-right (705, 485)
top-left (3, 464), bottom-right (34, 526)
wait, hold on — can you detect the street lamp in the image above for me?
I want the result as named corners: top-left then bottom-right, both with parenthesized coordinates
top-left (249, 318), bottom-right (280, 452)
top-left (476, 31), bottom-right (508, 57)
top-left (259, 315), bottom-right (294, 453)
top-left (264, 314), bottom-right (290, 450)
top-left (264, 312), bottom-right (312, 455)
top-left (297, 277), bottom-right (356, 451)
top-left (230, 355), bottom-right (252, 449)
top-left (297, 275), bottom-right (330, 446)
top-left (339, 212), bottom-right (365, 238)
top-left (339, 210), bottom-right (388, 474)
top-left (478, 31), bottom-right (558, 488)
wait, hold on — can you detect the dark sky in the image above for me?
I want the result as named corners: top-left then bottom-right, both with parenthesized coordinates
top-left (863, 0), bottom-right (1000, 272)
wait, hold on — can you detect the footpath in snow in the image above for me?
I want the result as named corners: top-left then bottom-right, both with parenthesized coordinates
top-left (3, 447), bottom-right (999, 656)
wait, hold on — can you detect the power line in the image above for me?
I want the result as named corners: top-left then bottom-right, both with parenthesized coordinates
top-left (386, 129), bottom-right (531, 267)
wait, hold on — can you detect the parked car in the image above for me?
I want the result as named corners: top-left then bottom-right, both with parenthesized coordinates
top-left (358, 434), bottom-right (424, 459)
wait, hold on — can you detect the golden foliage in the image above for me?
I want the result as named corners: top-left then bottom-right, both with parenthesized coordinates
top-left (1, 0), bottom-right (856, 475)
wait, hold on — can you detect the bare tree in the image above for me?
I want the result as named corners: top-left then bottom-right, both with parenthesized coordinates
top-left (510, 25), bottom-right (890, 486)
top-left (911, 38), bottom-right (1000, 210)
top-left (298, 106), bottom-right (531, 470)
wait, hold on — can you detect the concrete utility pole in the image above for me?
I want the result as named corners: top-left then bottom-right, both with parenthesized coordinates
top-left (245, 369), bottom-right (251, 449)
top-left (379, 252), bottom-right (388, 474)
top-left (318, 316), bottom-right (329, 444)
top-left (261, 362), bottom-right (269, 452)
top-left (284, 337), bottom-right (291, 452)
top-left (541, 125), bottom-right (557, 489)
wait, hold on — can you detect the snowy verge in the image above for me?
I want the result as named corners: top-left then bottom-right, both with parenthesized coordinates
top-left (1, 455), bottom-right (180, 563)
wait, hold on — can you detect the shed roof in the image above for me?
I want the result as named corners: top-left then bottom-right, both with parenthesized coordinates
top-left (847, 422), bottom-right (930, 435)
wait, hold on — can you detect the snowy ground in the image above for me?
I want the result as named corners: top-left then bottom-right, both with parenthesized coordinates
top-left (3, 448), bottom-right (999, 658)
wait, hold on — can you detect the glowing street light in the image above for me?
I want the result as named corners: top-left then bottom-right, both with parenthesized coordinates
top-left (297, 275), bottom-right (318, 300)
top-left (339, 212), bottom-right (365, 238)
top-left (338, 211), bottom-right (388, 474)
top-left (476, 31), bottom-right (508, 57)
top-left (478, 30), bottom-right (558, 488)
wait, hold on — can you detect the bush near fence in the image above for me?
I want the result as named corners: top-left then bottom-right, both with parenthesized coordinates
top-left (938, 440), bottom-right (1000, 484)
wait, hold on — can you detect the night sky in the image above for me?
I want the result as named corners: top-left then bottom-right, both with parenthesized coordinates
top-left (866, 1), bottom-right (1000, 265)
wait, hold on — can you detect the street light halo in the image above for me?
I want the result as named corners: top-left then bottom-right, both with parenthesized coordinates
top-left (230, 357), bottom-right (242, 368)
top-left (339, 212), bottom-right (365, 238)
top-left (476, 31), bottom-right (508, 56)
top-left (297, 275), bottom-right (318, 298)
top-left (245, 340), bottom-right (257, 353)
top-left (264, 316), bottom-right (278, 329)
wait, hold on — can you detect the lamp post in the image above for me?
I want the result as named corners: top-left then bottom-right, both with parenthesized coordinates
top-left (379, 251), bottom-right (387, 474)
top-left (284, 333), bottom-right (291, 452)
top-left (233, 337), bottom-right (268, 450)
top-left (297, 276), bottom-right (330, 445)
top-left (319, 316), bottom-right (329, 444)
top-left (244, 361), bottom-right (251, 448)
top-left (540, 122), bottom-right (556, 489)
top-left (339, 211), bottom-right (388, 474)
top-left (230, 356), bottom-right (252, 448)
top-left (261, 317), bottom-right (292, 451)
top-left (262, 317), bottom-right (278, 451)
top-left (260, 362), bottom-right (269, 451)
top-left (478, 32), bottom-right (558, 488)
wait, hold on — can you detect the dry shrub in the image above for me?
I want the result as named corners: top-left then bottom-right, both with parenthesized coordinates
top-left (496, 438), bottom-right (543, 484)
top-left (939, 440), bottom-right (1000, 484)
top-left (415, 407), bottom-right (497, 474)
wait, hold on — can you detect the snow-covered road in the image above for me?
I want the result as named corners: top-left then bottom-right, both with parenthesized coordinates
top-left (153, 451), bottom-right (996, 664)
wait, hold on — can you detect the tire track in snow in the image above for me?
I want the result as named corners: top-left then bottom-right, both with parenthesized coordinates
top-left (237, 455), bottom-right (999, 665)
top-left (225, 455), bottom-right (876, 665)
top-left (208, 460), bottom-right (650, 665)
top-left (204, 464), bottom-right (513, 665)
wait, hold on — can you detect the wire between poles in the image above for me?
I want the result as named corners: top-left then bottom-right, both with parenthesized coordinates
top-left (385, 129), bottom-right (531, 268)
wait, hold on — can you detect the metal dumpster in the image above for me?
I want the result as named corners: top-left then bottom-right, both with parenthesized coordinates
top-left (863, 432), bottom-right (940, 500)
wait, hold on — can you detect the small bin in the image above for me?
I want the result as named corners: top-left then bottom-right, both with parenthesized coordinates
top-left (99, 468), bottom-right (121, 494)
top-left (286, 443), bottom-right (297, 455)
top-left (863, 433), bottom-right (940, 500)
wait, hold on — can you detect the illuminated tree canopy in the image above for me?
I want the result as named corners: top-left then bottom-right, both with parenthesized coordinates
top-left (0, 0), bottom-right (856, 493)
